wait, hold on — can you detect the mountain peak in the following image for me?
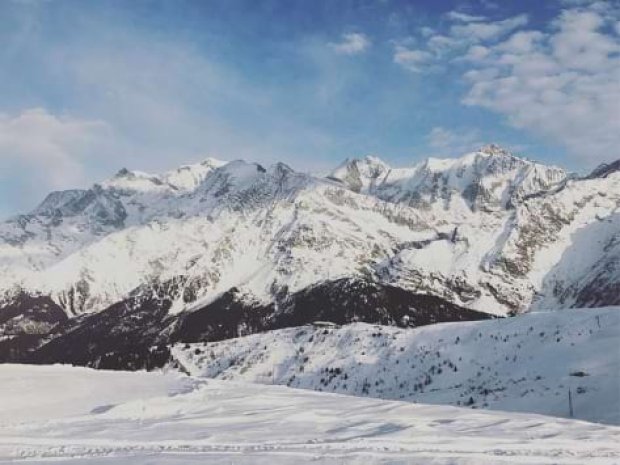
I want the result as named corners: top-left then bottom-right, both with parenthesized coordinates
top-left (327, 155), bottom-right (390, 193)
top-left (479, 143), bottom-right (513, 157)
top-left (417, 146), bottom-right (524, 176)
top-left (115, 167), bottom-right (131, 177)
top-left (102, 168), bottom-right (165, 192)
top-left (103, 158), bottom-right (230, 193)
top-left (162, 158), bottom-right (228, 191)
top-left (361, 155), bottom-right (390, 168)
top-left (30, 189), bottom-right (91, 217)
top-left (200, 157), bottom-right (228, 168)
top-left (112, 167), bottom-right (157, 180)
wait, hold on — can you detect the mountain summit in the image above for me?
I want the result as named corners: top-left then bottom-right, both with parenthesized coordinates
top-left (329, 146), bottom-right (568, 211)
top-left (328, 155), bottom-right (391, 193)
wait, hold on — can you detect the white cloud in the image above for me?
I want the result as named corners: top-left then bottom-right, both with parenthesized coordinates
top-left (0, 108), bottom-right (110, 209)
top-left (399, 3), bottom-right (619, 163)
top-left (550, 9), bottom-right (618, 70)
top-left (426, 126), bottom-right (482, 155)
top-left (446, 11), bottom-right (486, 23)
top-left (463, 44), bottom-right (491, 61)
top-left (495, 30), bottom-right (544, 54)
top-left (329, 33), bottom-right (371, 55)
top-left (400, 14), bottom-right (530, 73)
top-left (427, 35), bottom-right (459, 54)
top-left (462, 6), bottom-right (620, 163)
top-left (393, 45), bottom-right (433, 72)
top-left (450, 14), bottom-right (529, 41)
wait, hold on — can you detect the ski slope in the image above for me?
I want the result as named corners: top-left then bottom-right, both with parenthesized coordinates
top-left (173, 307), bottom-right (620, 425)
top-left (0, 364), bottom-right (618, 464)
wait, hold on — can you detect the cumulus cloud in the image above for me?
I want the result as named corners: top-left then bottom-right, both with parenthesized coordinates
top-left (396, 2), bottom-right (619, 163)
top-left (0, 108), bottom-right (110, 211)
top-left (495, 30), bottom-right (544, 54)
top-left (395, 14), bottom-right (529, 72)
top-left (462, 5), bottom-right (620, 163)
top-left (427, 34), bottom-right (459, 54)
top-left (463, 44), bottom-right (491, 61)
top-left (393, 45), bottom-right (433, 72)
top-left (329, 33), bottom-right (371, 55)
top-left (450, 14), bottom-right (528, 41)
top-left (550, 9), bottom-right (618, 70)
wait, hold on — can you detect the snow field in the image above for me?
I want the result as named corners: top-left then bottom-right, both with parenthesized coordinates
top-left (173, 307), bottom-right (620, 424)
top-left (0, 364), bottom-right (618, 464)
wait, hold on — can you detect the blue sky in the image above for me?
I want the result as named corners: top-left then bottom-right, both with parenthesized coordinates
top-left (1, 0), bottom-right (619, 218)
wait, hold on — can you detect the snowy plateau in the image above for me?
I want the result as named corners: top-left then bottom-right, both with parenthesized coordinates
top-left (0, 146), bottom-right (619, 464)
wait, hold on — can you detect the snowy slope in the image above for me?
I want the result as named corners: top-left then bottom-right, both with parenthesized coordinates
top-left (0, 364), bottom-right (195, 425)
top-left (0, 364), bottom-right (618, 465)
top-left (172, 307), bottom-right (620, 425)
top-left (0, 147), bottom-right (618, 322)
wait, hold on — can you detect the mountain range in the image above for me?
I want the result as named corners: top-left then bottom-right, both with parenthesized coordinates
top-left (0, 145), bottom-right (618, 369)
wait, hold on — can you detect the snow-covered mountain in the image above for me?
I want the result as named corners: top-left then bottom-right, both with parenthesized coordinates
top-left (0, 146), bottom-right (618, 367)
top-left (329, 145), bottom-right (569, 210)
top-left (172, 306), bottom-right (620, 425)
top-left (0, 146), bottom-right (620, 414)
top-left (2, 146), bottom-right (617, 317)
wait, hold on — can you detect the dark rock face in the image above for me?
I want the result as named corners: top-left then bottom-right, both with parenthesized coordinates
top-left (573, 270), bottom-right (620, 308)
top-left (30, 295), bottom-right (174, 371)
top-left (587, 160), bottom-right (620, 179)
top-left (0, 293), bottom-right (67, 363)
top-left (0, 292), bottom-right (67, 328)
top-left (271, 279), bottom-right (491, 328)
top-left (0, 279), bottom-right (494, 371)
top-left (172, 288), bottom-right (274, 343)
top-left (32, 187), bottom-right (128, 229)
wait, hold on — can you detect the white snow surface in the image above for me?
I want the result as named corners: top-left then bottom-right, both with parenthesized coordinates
top-left (0, 364), bottom-right (618, 465)
top-left (172, 307), bottom-right (620, 425)
top-left (1, 148), bottom-right (618, 316)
